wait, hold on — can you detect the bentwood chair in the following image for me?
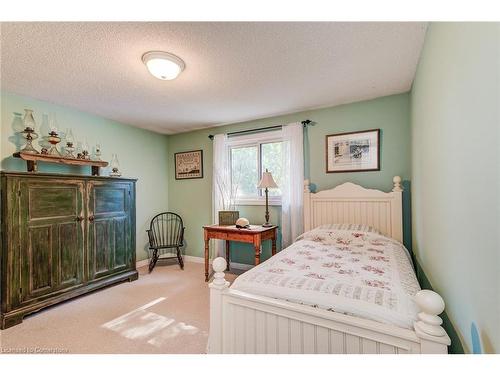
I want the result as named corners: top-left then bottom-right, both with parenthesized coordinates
top-left (146, 212), bottom-right (185, 272)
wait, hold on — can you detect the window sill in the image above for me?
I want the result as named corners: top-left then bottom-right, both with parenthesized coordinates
top-left (234, 198), bottom-right (281, 206)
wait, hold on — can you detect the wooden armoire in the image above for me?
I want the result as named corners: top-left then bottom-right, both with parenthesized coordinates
top-left (0, 171), bottom-right (138, 329)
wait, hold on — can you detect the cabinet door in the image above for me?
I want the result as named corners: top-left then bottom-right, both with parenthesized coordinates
top-left (87, 181), bottom-right (133, 280)
top-left (19, 179), bottom-right (85, 304)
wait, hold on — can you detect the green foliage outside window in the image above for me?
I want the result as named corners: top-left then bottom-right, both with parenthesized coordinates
top-left (231, 141), bottom-right (283, 199)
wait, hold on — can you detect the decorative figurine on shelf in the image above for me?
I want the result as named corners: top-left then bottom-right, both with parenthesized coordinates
top-left (94, 143), bottom-right (102, 161)
top-left (12, 117), bottom-right (110, 175)
top-left (64, 128), bottom-right (76, 158)
top-left (19, 109), bottom-right (39, 154)
top-left (46, 113), bottom-right (61, 156)
top-left (257, 169), bottom-right (278, 227)
top-left (109, 153), bottom-right (122, 177)
top-left (81, 138), bottom-right (90, 160)
top-left (47, 129), bottom-right (62, 156)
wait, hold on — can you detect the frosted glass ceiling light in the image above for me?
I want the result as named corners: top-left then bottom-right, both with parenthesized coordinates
top-left (142, 51), bottom-right (185, 80)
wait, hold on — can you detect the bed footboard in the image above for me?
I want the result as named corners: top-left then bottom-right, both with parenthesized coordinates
top-left (208, 258), bottom-right (450, 354)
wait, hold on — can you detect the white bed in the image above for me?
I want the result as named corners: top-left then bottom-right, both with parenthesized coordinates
top-left (208, 177), bottom-right (451, 354)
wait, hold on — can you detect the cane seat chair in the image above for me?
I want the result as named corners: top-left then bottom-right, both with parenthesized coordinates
top-left (146, 212), bottom-right (185, 272)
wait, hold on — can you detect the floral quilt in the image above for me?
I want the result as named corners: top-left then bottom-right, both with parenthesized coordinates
top-left (230, 227), bottom-right (421, 328)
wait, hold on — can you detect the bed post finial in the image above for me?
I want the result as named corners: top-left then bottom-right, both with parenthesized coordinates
top-left (211, 257), bottom-right (229, 287)
top-left (208, 257), bottom-right (229, 353)
top-left (414, 290), bottom-right (451, 352)
top-left (392, 176), bottom-right (403, 192)
top-left (304, 179), bottom-right (310, 193)
top-left (415, 290), bottom-right (446, 337)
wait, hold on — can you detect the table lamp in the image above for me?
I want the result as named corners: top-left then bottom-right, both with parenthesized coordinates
top-left (257, 169), bottom-right (278, 227)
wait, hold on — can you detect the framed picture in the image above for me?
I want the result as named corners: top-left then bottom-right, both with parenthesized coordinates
top-left (325, 129), bottom-right (380, 173)
top-left (175, 150), bottom-right (204, 179)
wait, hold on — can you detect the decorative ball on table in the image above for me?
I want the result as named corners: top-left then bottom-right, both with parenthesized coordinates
top-left (257, 169), bottom-right (278, 227)
top-left (235, 217), bottom-right (250, 229)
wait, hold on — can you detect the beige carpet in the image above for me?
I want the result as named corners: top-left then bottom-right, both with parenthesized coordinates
top-left (0, 261), bottom-right (238, 354)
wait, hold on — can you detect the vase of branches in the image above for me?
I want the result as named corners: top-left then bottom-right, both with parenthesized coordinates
top-left (215, 168), bottom-right (239, 225)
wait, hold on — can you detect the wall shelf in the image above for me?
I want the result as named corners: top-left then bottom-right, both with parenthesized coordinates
top-left (13, 152), bottom-right (109, 176)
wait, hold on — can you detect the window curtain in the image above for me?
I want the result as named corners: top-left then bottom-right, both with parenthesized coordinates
top-left (281, 122), bottom-right (304, 248)
top-left (212, 133), bottom-right (229, 257)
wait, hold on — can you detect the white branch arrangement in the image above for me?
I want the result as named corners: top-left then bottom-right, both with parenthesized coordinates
top-left (214, 167), bottom-right (238, 211)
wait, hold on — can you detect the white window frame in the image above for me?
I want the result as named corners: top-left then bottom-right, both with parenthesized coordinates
top-left (227, 129), bottom-right (282, 206)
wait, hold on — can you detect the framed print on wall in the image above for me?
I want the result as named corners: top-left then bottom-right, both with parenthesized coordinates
top-left (326, 129), bottom-right (380, 173)
top-left (175, 150), bottom-right (204, 179)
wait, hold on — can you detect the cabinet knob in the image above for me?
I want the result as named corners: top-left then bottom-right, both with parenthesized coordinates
top-left (75, 216), bottom-right (84, 222)
top-left (89, 215), bottom-right (95, 222)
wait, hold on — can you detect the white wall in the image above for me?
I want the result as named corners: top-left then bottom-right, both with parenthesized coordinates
top-left (411, 23), bottom-right (500, 353)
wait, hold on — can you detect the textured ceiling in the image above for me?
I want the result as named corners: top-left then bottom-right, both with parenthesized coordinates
top-left (0, 22), bottom-right (427, 134)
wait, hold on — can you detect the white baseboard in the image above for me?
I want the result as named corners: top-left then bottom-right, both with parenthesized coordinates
top-left (136, 259), bottom-right (149, 268)
top-left (136, 255), bottom-right (253, 271)
top-left (183, 255), bottom-right (204, 264)
top-left (183, 255), bottom-right (253, 271)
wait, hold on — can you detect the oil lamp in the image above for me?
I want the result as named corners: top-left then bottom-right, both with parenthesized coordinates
top-left (19, 109), bottom-right (39, 154)
top-left (64, 129), bottom-right (76, 158)
top-left (109, 154), bottom-right (121, 177)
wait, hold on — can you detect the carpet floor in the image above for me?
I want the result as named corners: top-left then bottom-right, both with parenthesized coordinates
top-left (0, 261), bottom-right (238, 354)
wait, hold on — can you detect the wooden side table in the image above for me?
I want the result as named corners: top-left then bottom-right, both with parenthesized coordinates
top-left (203, 225), bottom-right (278, 282)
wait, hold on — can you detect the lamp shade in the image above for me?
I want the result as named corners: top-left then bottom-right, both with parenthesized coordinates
top-left (257, 169), bottom-right (278, 189)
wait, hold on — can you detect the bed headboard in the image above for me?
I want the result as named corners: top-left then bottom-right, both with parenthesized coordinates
top-left (303, 177), bottom-right (403, 242)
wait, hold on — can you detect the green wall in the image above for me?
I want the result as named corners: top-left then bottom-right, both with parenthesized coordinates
top-left (411, 23), bottom-right (500, 353)
top-left (0, 91), bottom-right (170, 261)
top-left (167, 93), bottom-right (411, 265)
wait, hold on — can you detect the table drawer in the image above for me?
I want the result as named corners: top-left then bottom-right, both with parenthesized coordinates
top-left (226, 233), bottom-right (254, 243)
top-left (210, 231), bottom-right (228, 240)
top-left (207, 230), bottom-right (254, 243)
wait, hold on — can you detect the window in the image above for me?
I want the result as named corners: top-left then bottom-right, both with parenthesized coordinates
top-left (228, 130), bottom-right (283, 205)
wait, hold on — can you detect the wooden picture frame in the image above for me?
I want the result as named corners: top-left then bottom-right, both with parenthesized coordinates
top-left (218, 210), bottom-right (240, 225)
top-left (325, 129), bottom-right (380, 173)
top-left (175, 150), bottom-right (204, 180)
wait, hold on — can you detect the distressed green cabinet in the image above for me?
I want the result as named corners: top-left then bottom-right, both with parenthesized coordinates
top-left (18, 178), bottom-right (86, 305)
top-left (88, 180), bottom-right (134, 280)
top-left (0, 172), bottom-right (138, 329)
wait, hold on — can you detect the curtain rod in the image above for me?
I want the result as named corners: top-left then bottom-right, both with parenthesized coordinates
top-left (208, 119), bottom-right (312, 140)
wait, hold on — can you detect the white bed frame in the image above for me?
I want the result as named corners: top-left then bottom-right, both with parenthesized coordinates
top-left (208, 177), bottom-right (451, 354)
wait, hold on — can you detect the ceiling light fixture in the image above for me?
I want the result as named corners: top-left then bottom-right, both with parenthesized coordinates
top-left (142, 51), bottom-right (185, 80)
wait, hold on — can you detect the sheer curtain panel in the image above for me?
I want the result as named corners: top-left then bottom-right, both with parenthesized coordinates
top-left (281, 122), bottom-right (304, 248)
top-left (212, 134), bottom-right (229, 257)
